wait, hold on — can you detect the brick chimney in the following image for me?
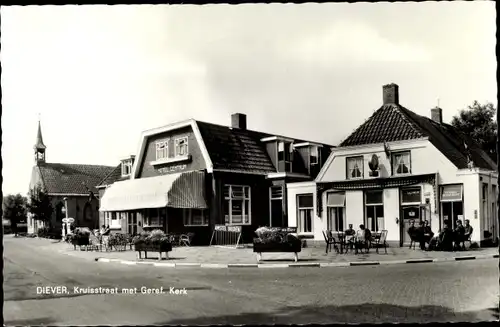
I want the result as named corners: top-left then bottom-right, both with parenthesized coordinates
top-left (382, 83), bottom-right (399, 105)
top-left (431, 107), bottom-right (443, 124)
top-left (231, 113), bottom-right (247, 130)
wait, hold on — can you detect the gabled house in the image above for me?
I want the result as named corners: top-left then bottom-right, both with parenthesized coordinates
top-left (27, 121), bottom-right (115, 233)
top-left (98, 113), bottom-right (334, 244)
top-left (287, 83), bottom-right (498, 246)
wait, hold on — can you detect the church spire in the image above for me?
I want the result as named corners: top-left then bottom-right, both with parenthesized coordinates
top-left (34, 116), bottom-right (46, 164)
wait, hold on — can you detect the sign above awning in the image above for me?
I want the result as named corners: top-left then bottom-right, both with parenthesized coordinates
top-left (99, 171), bottom-right (207, 212)
top-left (440, 184), bottom-right (463, 202)
top-left (327, 192), bottom-right (345, 207)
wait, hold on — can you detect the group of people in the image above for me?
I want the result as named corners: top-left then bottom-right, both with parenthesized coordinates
top-left (408, 219), bottom-right (473, 251)
top-left (340, 224), bottom-right (373, 254)
top-left (95, 225), bottom-right (111, 244)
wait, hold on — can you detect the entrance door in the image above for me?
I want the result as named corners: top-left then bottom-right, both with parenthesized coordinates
top-left (270, 200), bottom-right (283, 227)
top-left (127, 212), bottom-right (138, 236)
top-left (441, 201), bottom-right (463, 229)
top-left (401, 206), bottom-right (420, 245)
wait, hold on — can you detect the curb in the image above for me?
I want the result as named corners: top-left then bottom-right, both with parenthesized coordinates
top-left (91, 253), bottom-right (498, 269)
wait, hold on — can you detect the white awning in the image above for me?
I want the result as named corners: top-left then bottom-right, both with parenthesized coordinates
top-left (99, 171), bottom-right (207, 212)
top-left (326, 192), bottom-right (345, 207)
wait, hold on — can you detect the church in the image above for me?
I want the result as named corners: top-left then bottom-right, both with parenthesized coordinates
top-left (27, 120), bottom-right (115, 234)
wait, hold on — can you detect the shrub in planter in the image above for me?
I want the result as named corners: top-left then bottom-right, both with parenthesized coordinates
top-left (71, 227), bottom-right (90, 248)
top-left (133, 230), bottom-right (172, 253)
top-left (253, 227), bottom-right (301, 252)
top-left (108, 233), bottom-right (129, 251)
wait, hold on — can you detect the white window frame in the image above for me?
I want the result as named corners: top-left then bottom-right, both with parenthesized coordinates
top-left (278, 141), bottom-right (293, 172)
top-left (174, 136), bottom-right (189, 157)
top-left (269, 185), bottom-right (284, 226)
top-left (183, 208), bottom-right (208, 226)
top-left (297, 194), bottom-right (314, 234)
top-left (121, 159), bottom-right (133, 177)
top-left (346, 156), bottom-right (363, 179)
top-left (144, 208), bottom-right (164, 228)
top-left (109, 212), bottom-right (121, 228)
top-left (224, 184), bottom-right (252, 225)
top-left (326, 191), bottom-right (346, 232)
top-left (392, 151), bottom-right (411, 175)
top-left (310, 145), bottom-right (319, 165)
top-left (156, 140), bottom-right (169, 160)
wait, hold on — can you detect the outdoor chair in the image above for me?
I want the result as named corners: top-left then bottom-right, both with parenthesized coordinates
top-left (372, 230), bottom-right (388, 254)
top-left (455, 233), bottom-right (472, 251)
top-left (322, 230), bottom-right (337, 254)
top-left (180, 233), bottom-right (194, 246)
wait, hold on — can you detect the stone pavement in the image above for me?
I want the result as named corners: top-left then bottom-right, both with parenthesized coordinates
top-left (29, 237), bottom-right (499, 268)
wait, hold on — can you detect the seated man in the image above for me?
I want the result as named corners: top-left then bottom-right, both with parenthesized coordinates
top-left (354, 225), bottom-right (371, 253)
top-left (417, 220), bottom-right (426, 250)
top-left (439, 222), bottom-right (454, 251)
top-left (454, 220), bottom-right (466, 250)
top-left (464, 219), bottom-right (473, 241)
top-left (345, 224), bottom-right (356, 236)
top-left (423, 220), bottom-right (434, 244)
top-left (407, 220), bottom-right (417, 247)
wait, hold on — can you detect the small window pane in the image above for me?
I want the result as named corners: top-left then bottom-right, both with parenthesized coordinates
top-left (298, 194), bottom-right (314, 208)
top-left (232, 186), bottom-right (244, 198)
top-left (365, 191), bottom-right (383, 205)
top-left (271, 186), bottom-right (283, 199)
top-left (223, 185), bottom-right (231, 198)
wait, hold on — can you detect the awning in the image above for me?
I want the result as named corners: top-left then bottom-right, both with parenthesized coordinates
top-left (326, 192), bottom-right (345, 207)
top-left (99, 171), bottom-right (208, 212)
top-left (440, 184), bottom-right (463, 202)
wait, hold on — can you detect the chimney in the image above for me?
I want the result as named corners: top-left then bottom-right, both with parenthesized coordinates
top-left (431, 107), bottom-right (443, 124)
top-left (382, 83), bottom-right (399, 105)
top-left (231, 113), bottom-right (247, 130)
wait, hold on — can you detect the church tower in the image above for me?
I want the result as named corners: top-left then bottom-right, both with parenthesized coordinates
top-left (34, 119), bottom-right (46, 165)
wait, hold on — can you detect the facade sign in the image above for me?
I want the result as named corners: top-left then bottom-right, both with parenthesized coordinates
top-left (401, 188), bottom-right (421, 204)
top-left (214, 224), bottom-right (242, 233)
top-left (440, 185), bottom-right (463, 202)
top-left (158, 165), bottom-right (187, 174)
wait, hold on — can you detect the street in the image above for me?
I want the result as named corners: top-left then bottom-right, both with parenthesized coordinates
top-left (3, 236), bottom-right (499, 325)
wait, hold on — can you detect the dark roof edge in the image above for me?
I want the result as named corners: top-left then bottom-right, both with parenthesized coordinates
top-left (194, 120), bottom-right (335, 148)
top-left (97, 164), bottom-right (121, 188)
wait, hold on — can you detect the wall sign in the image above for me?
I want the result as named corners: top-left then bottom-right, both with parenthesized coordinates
top-left (158, 164), bottom-right (187, 174)
top-left (214, 224), bottom-right (242, 233)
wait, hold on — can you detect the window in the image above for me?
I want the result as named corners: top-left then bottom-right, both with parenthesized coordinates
top-left (310, 146), bottom-right (319, 165)
top-left (183, 209), bottom-right (208, 226)
top-left (297, 194), bottom-right (314, 233)
top-left (326, 192), bottom-right (346, 232)
top-left (269, 186), bottom-right (284, 227)
top-left (392, 151), bottom-right (411, 175)
top-left (224, 185), bottom-right (251, 225)
top-left (110, 212), bottom-right (121, 227)
top-left (156, 140), bottom-right (169, 160)
top-left (144, 208), bottom-right (164, 227)
top-left (346, 156), bottom-right (363, 179)
top-left (278, 141), bottom-right (293, 172)
top-left (175, 136), bottom-right (189, 157)
top-left (482, 183), bottom-right (488, 232)
top-left (365, 190), bottom-right (384, 232)
top-left (121, 159), bottom-right (133, 176)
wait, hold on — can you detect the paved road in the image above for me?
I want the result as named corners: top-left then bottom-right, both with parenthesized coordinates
top-left (3, 236), bottom-right (498, 325)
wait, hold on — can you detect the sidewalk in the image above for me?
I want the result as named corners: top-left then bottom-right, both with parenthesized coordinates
top-left (34, 237), bottom-right (499, 268)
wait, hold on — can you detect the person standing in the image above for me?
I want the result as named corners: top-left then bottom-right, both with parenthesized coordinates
top-left (417, 221), bottom-right (426, 250)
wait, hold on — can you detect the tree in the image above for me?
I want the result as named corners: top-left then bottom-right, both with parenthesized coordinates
top-left (2, 194), bottom-right (27, 236)
top-left (451, 101), bottom-right (497, 163)
top-left (26, 184), bottom-right (54, 229)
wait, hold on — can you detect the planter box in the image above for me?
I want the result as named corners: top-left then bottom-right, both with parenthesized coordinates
top-left (253, 241), bottom-right (302, 262)
top-left (134, 243), bottom-right (172, 261)
top-left (72, 237), bottom-right (90, 248)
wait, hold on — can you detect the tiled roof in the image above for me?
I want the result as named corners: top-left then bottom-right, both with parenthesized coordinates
top-left (196, 121), bottom-right (333, 174)
top-left (340, 104), bottom-right (497, 171)
top-left (37, 163), bottom-right (115, 194)
top-left (97, 164), bottom-right (130, 188)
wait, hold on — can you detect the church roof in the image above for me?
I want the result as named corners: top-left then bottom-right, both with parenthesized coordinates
top-left (34, 163), bottom-right (115, 195)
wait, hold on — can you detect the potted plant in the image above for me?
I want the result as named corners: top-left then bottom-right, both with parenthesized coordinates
top-left (71, 227), bottom-right (90, 249)
top-left (108, 233), bottom-right (129, 251)
top-left (133, 230), bottom-right (172, 260)
top-left (253, 227), bottom-right (301, 262)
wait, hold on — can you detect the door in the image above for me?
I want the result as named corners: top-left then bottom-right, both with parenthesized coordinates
top-left (127, 212), bottom-right (138, 236)
top-left (401, 206), bottom-right (420, 245)
top-left (270, 200), bottom-right (283, 227)
top-left (441, 201), bottom-right (464, 229)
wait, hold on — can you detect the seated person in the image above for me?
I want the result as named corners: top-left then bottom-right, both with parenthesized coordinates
top-left (423, 220), bottom-right (434, 243)
top-left (439, 222), bottom-right (454, 251)
top-left (464, 219), bottom-right (473, 241)
top-left (407, 220), bottom-right (418, 246)
top-left (344, 224), bottom-right (356, 236)
top-left (416, 220), bottom-right (426, 250)
top-left (453, 220), bottom-right (466, 250)
top-left (354, 225), bottom-right (371, 253)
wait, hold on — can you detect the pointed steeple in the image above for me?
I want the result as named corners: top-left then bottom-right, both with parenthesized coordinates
top-left (34, 116), bottom-right (46, 164)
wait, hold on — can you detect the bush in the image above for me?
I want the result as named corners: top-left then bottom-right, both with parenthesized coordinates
top-left (253, 227), bottom-right (300, 246)
top-left (108, 233), bottom-right (129, 250)
top-left (132, 229), bottom-right (171, 248)
top-left (36, 226), bottom-right (62, 240)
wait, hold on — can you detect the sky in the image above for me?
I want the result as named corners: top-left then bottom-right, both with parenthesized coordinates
top-left (1, 2), bottom-right (497, 196)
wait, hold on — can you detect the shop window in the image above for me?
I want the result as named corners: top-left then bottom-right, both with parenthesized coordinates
top-left (183, 209), bottom-right (208, 226)
top-left (346, 156), bottom-right (363, 179)
top-left (365, 190), bottom-right (384, 232)
top-left (310, 146), bottom-right (319, 165)
top-left (297, 194), bottom-right (314, 233)
top-left (156, 140), bottom-right (169, 160)
top-left (121, 159), bottom-right (133, 177)
top-left (110, 212), bottom-right (120, 228)
top-left (144, 208), bottom-right (164, 227)
top-left (326, 192), bottom-right (346, 232)
top-left (224, 185), bottom-right (251, 225)
top-left (278, 141), bottom-right (293, 172)
top-left (392, 151), bottom-right (411, 175)
top-left (175, 136), bottom-right (189, 157)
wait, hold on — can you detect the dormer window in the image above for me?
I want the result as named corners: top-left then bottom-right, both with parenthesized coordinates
top-left (310, 145), bottom-right (319, 165)
top-left (156, 140), bottom-right (169, 160)
top-left (121, 159), bottom-right (133, 177)
top-left (175, 136), bottom-right (189, 157)
top-left (346, 156), bottom-right (363, 179)
top-left (278, 141), bottom-right (293, 172)
top-left (392, 151), bottom-right (411, 175)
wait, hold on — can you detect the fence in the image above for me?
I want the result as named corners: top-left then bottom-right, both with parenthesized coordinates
top-left (209, 224), bottom-right (243, 248)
